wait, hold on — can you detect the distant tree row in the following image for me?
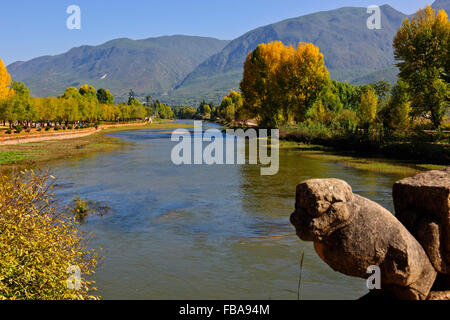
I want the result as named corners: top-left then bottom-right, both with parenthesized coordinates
top-left (0, 66), bottom-right (175, 128)
top-left (173, 100), bottom-right (215, 120)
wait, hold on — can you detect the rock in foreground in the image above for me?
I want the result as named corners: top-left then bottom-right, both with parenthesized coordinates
top-left (393, 167), bottom-right (450, 276)
top-left (290, 179), bottom-right (437, 300)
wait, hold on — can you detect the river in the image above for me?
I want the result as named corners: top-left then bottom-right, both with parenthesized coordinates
top-left (50, 121), bottom-right (406, 300)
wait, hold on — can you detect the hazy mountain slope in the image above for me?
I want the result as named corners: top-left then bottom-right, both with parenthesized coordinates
top-left (174, 5), bottom-right (407, 100)
top-left (433, 0), bottom-right (450, 12)
top-left (7, 35), bottom-right (229, 98)
top-left (7, 0), bottom-right (448, 105)
top-left (352, 0), bottom-right (449, 86)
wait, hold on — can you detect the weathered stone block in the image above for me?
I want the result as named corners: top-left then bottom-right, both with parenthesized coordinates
top-left (291, 179), bottom-right (437, 300)
top-left (393, 167), bottom-right (450, 275)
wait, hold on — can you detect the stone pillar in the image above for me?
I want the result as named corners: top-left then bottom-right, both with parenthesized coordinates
top-left (393, 167), bottom-right (450, 288)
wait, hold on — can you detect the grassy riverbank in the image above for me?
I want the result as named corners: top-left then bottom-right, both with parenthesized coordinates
top-left (279, 140), bottom-right (447, 175)
top-left (219, 119), bottom-right (449, 175)
top-left (0, 121), bottom-right (193, 169)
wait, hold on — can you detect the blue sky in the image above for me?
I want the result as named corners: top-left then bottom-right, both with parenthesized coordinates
top-left (0, 0), bottom-right (434, 65)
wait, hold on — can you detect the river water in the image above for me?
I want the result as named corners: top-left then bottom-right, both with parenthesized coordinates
top-left (50, 122), bottom-right (406, 299)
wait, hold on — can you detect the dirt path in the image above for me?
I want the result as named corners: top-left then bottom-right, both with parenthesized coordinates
top-left (0, 122), bottom-right (148, 146)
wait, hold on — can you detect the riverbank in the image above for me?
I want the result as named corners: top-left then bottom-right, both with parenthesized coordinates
top-left (0, 121), bottom-right (193, 169)
top-left (279, 140), bottom-right (447, 176)
top-left (215, 118), bottom-right (449, 175)
top-left (0, 121), bottom-right (184, 146)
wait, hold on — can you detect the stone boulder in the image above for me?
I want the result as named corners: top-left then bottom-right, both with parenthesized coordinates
top-left (393, 167), bottom-right (450, 277)
top-left (290, 179), bottom-right (437, 300)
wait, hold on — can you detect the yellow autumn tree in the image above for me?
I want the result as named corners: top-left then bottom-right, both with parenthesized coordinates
top-left (218, 90), bottom-right (244, 122)
top-left (357, 89), bottom-right (378, 127)
top-left (240, 41), bottom-right (329, 127)
top-left (240, 41), bottom-right (294, 127)
top-left (284, 43), bottom-right (330, 121)
top-left (0, 58), bottom-right (14, 100)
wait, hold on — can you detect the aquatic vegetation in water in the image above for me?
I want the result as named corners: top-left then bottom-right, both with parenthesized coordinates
top-left (69, 195), bottom-right (110, 222)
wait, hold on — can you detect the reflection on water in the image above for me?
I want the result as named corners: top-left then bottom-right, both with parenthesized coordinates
top-left (50, 121), bottom-right (406, 299)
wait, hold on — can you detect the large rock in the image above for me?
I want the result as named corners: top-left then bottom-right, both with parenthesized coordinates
top-left (393, 167), bottom-right (450, 276)
top-left (290, 179), bottom-right (437, 300)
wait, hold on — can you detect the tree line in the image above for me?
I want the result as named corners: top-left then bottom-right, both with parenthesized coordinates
top-left (0, 65), bottom-right (174, 130)
top-left (215, 5), bottom-right (448, 133)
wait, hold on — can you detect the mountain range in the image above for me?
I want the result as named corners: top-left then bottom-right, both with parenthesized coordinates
top-left (7, 0), bottom-right (450, 105)
top-left (7, 36), bottom-right (229, 101)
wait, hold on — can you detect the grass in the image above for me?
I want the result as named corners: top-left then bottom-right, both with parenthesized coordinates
top-left (0, 151), bottom-right (35, 164)
top-left (0, 121), bottom-right (193, 169)
top-left (298, 150), bottom-right (439, 176)
top-left (416, 164), bottom-right (447, 171)
top-left (279, 140), bottom-right (331, 151)
top-left (100, 122), bottom-right (193, 133)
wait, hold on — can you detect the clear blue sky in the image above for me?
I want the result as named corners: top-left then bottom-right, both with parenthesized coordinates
top-left (0, 0), bottom-right (434, 65)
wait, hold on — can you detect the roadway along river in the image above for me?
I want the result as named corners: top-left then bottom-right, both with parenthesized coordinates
top-left (50, 121), bottom-right (406, 299)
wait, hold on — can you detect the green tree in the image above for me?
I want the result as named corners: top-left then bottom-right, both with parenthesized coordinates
top-left (79, 84), bottom-right (98, 102)
top-left (145, 95), bottom-right (153, 106)
top-left (381, 80), bottom-right (412, 131)
top-left (128, 89), bottom-right (135, 105)
top-left (393, 5), bottom-right (449, 128)
top-left (128, 97), bottom-right (142, 107)
top-left (97, 88), bottom-right (114, 105)
top-left (63, 87), bottom-right (82, 100)
top-left (8, 81), bottom-right (34, 126)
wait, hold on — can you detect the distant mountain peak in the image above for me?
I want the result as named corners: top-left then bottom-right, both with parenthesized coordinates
top-left (8, 35), bottom-right (230, 98)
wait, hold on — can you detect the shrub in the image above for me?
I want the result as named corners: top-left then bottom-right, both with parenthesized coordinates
top-left (71, 196), bottom-right (90, 221)
top-left (14, 125), bottom-right (23, 134)
top-left (0, 171), bottom-right (100, 300)
top-left (54, 126), bottom-right (59, 131)
top-left (68, 125), bottom-right (73, 130)
top-left (5, 128), bottom-right (12, 134)
top-left (45, 126), bottom-right (51, 131)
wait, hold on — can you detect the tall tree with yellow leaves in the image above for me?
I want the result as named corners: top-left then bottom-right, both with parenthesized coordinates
top-left (240, 41), bottom-right (294, 127)
top-left (393, 5), bottom-right (449, 128)
top-left (357, 88), bottom-right (378, 127)
top-left (283, 43), bottom-right (330, 122)
top-left (0, 58), bottom-right (14, 100)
